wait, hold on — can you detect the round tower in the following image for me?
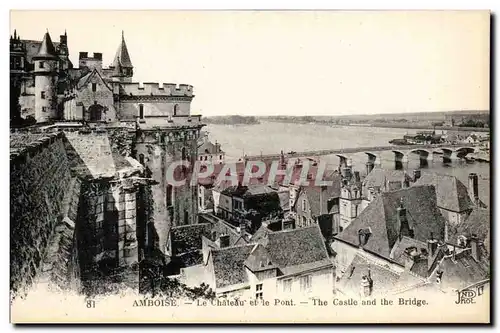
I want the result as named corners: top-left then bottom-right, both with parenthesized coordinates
top-left (33, 31), bottom-right (59, 123)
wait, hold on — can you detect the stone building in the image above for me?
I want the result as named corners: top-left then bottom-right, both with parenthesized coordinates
top-left (10, 29), bottom-right (205, 297)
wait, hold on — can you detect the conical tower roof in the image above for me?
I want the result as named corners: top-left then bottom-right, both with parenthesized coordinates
top-left (113, 31), bottom-right (133, 68)
top-left (33, 31), bottom-right (58, 60)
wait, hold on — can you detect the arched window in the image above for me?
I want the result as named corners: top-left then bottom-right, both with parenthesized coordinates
top-left (173, 104), bottom-right (179, 116)
top-left (139, 104), bottom-right (144, 119)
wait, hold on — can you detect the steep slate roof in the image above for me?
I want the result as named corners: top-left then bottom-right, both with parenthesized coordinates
top-left (264, 225), bottom-right (331, 275)
top-left (437, 250), bottom-right (490, 291)
top-left (414, 172), bottom-right (474, 212)
top-left (169, 223), bottom-right (212, 256)
top-left (363, 168), bottom-right (411, 190)
top-left (335, 185), bottom-right (446, 259)
top-left (337, 254), bottom-right (401, 297)
top-left (244, 243), bottom-right (277, 272)
top-left (33, 32), bottom-right (58, 60)
top-left (390, 236), bottom-right (428, 266)
top-left (212, 244), bottom-right (254, 288)
top-left (113, 32), bottom-right (133, 68)
top-left (448, 208), bottom-right (490, 244)
top-left (21, 39), bottom-right (61, 63)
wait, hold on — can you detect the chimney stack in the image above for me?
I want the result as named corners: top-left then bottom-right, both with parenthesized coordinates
top-left (468, 173), bottom-right (479, 206)
top-left (360, 269), bottom-right (373, 298)
top-left (366, 162), bottom-right (374, 175)
top-left (427, 232), bottom-right (438, 257)
top-left (397, 198), bottom-right (413, 240)
top-left (470, 236), bottom-right (481, 262)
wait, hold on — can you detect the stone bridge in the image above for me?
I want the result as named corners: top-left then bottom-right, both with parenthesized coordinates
top-left (245, 144), bottom-right (477, 167)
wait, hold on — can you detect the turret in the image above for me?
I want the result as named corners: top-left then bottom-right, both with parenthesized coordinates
top-left (110, 31), bottom-right (133, 81)
top-left (33, 31), bottom-right (59, 123)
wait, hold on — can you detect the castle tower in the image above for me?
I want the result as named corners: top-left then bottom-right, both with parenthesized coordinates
top-left (339, 166), bottom-right (363, 230)
top-left (33, 31), bottom-right (59, 123)
top-left (111, 31), bottom-right (133, 82)
top-left (10, 30), bottom-right (26, 124)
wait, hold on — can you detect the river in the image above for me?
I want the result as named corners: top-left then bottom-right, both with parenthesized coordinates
top-left (204, 121), bottom-right (490, 205)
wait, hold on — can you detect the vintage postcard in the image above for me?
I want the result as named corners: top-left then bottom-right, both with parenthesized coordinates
top-left (10, 10), bottom-right (490, 323)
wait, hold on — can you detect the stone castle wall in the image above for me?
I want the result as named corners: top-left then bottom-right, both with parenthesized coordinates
top-left (10, 132), bottom-right (74, 296)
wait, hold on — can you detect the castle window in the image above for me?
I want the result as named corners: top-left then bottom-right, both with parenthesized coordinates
top-left (42, 106), bottom-right (47, 112)
top-left (139, 154), bottom-right (145, 166)
top-left (166, 184), bottom-right (173, 207)
top-left (184, 211), bottom-right (189, 225)
top-left (92, 83), bottom-right (97, 92)
top-left (41, 91), bottom-right (46, 99)
top-left (302, 199), bottom-right (306, 211)
top-left (181, 147), bottom-right (187, 161)
top-left (139, 104), bottom-right (144, 119)
top-left (173, 104), bottom-right (179, 116)
top-left (39, 61), bottom-right (44, 69)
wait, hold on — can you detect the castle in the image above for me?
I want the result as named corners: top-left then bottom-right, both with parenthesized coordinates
top-left (10, 29), bottom-right (205, 296)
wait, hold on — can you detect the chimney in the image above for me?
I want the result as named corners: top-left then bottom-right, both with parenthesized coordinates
top-left (468, 173), bottom-right (479, 206)
top-left (79, 52), bottom-right (88, 59)
top-left (354, 171), bottom-right (361, 183)
top-left (360, 270), bottom-right (373, 297)
top-left (397, 198), bottom-right (412, 240)
top-left (413, 169), bottom-right (421, 183)
top-left (93, 52), bottom-right (103, 61)
top-left (219, 234), bottom-right (230, 248)
top-left (365, 162), bottom-right (374, 175)
top-left (427, 232), bottom-right (438, 257)
top-left (470, 236), bottom-right (481, 262)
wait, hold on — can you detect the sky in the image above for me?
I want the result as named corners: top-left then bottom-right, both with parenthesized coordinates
top-left (10, 10), bottom-right (490, 117)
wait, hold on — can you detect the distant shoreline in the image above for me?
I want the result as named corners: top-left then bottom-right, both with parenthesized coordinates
top-left (258, 119), bottom-right (490, 132)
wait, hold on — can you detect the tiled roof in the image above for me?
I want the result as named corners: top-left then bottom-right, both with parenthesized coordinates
top-left (244, 244), bottom-right (277, 272)
top-left (170, 223), bottom-right (212, 256)
top-left (390, 236), bottom-right (428, 266)
top-left (448, 208), bottom-right (490, 244)
top-left (212, 244), bottom-right (254, 288)
top-left (437, 250), bottom-right (490, 291)
top-left (414, 172), bottom-right (474, 212)
top-left (337, 254), bottom-right (401, 297)
top-left (363, 168), bottom-right (411, 190)
top-left (335, 185), bottom-right (446, 259)
top-left (265, 225), bottom-right (331, 274)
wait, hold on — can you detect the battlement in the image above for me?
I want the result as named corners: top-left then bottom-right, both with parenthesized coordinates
top-left (137, 114), bottom-right (205, 130)
top-left (121, 82), bottom-right (194, 97)
top-left (79, 52), bottom-right (103, 60)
